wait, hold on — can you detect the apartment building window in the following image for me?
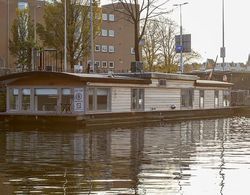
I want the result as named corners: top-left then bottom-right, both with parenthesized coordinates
top-left (102, 61), bottom-right (107, 68)
top-left (102, 29), bottom-right (108, 36)
top-left (109, 45), bottom-right (115, 53)
top-left (102, 13), bottom-right (108, 21)
top-left (95, 61), bottom-right (100, 67)
top-left (109, 30), bottom-right (115, 37)
top-left (102, 45), bottom-right (108, 52)
top-left (95, 45), bottom-right (101, 52)
top-left (109, 14), bottom-right (115, 21)
top-left (131, 48), bottom-right (135, 55)
top-left (109, 61), bottom-right (115, 69)
top-left (18, 2), bottom-right (28, 10)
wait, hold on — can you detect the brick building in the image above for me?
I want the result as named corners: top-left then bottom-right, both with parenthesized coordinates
top-left (0, 1), bottom-right (138, 73)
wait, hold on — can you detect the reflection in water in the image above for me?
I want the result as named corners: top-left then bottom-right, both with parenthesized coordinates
top-left (0, 117), bottom-right (250, 194)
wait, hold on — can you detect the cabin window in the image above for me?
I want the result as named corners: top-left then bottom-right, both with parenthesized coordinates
top-left (22, 88), bottom-right (31, 111)
top-left (214, 90), bottom-right (219, 107)
top-left (223, 90), bottom-right (230, 107)
top-left (88, 88), bottom-right (94, 111)
top-left (87, 88), bottom-right (111, 112)
top-left (158, 79), bottom-right (166, 87)
top-left (9, 88), bottom-right (19, 110)
top-left (131, 88), bottom-right (144, 111)
top-left (61, 88), bottom-right (72, 113)
top-left (97, 88), bottom-right (109, 110)
top-left (35, 88), bottom-right (58, 112)
top-left (181, 89), bottom-right (193, 108)
top-left (199, 90), bottom-right (204, 108)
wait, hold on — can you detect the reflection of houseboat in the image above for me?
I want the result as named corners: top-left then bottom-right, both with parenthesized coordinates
top-left (0, 71), bottom-right (235, 126)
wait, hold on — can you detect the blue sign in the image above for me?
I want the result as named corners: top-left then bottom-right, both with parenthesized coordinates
top-left (176, 45), bottom-right (183, 53)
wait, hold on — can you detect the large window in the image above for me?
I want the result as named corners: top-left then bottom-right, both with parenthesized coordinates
top-left (87, 88), bottom-right (111, 112)
top-left (181, 89), bottom-right (193, 108)
top-left (35, 88), bottom-right (58, 112)
top-left (223, 90), bottom-right (230, 107)
top-left (109, 14), bottom-right (115, 21)
top-left (9, 88), bottom-right (19, 110)
top-left (131, 89), bottom-right (144, 111)
top-left (22, 88), bottom-right (31, 111)
top-left (199, 90), bottom-right (204, 108)
top-left (214, 90), bottom-right (219, 107)
top-left (18, 2), bottom-right (28, 10)
top-left (61, 88), bottom-right (72, 113)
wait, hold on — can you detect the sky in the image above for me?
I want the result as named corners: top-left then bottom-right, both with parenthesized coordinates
top-left (169, 0), bottom-right (250, 63)
top-left (103, 0), bottom-right (250, 64)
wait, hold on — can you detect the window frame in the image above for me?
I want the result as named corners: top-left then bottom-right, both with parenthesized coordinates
top-left (102, 45), bottom-right (108, 52)
top-left (109, 30), bottom-right (115, 37)
top-left (131, 88), bottom-right (144, 111)
top-left (109, 61), bottom-right (115, 69)
top-left (95, 45), bottom-right (101, 52)
top-left (109, 14), bottom-right (115, 21)
top-left (87, 87), bottom-right (111, 112)
top-left (181, 88), bottom-right (194, 109)
top-left (102, 13), bottom-right (108, 21)
top-left (108, 45), bottom-right (115, 53)
top-left (101, 29), bottom-right (108, 36)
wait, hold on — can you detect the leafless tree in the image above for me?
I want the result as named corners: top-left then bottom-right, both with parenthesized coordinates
top-left (111, 0), bottom-right (171, 62)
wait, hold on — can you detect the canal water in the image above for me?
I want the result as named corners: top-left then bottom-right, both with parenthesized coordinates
top-left (0, 117), bottom-right (249, 194)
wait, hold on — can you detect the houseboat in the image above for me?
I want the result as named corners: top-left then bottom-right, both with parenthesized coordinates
top-left (0, 71), bottom-right (236, 127)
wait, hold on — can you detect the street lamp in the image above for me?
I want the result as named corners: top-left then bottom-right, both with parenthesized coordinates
top-left (89, 0), bottom-right (95, 73)
top-left (64, 0), bottom-right (67, 72)
top-left (173, 2), bottom-right (188, 73)
top-left (32, 1), bottom-right (41, 71)
top-left (220, 0), bottom-right (226, 71)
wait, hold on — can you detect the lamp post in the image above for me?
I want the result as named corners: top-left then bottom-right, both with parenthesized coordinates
top-left (32, 1), bottom-right (41, 71)
top-left (173, 2), bottom-right (188, 73)
top-left (64, 0), bottom-right (67, 72)
top-left (89, 0), bottom-right (95, 73)
top-left (221, 0), bottom-right (226, 71)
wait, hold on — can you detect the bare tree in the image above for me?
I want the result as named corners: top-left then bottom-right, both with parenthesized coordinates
top-left (143, 17), bottom-right (201, 73)
top-left (142, 20), bottom-right (161, 71)
top-left (157, 17), bottom-right (178, 72)
top-left (111, 0), bottom-right (170, 62)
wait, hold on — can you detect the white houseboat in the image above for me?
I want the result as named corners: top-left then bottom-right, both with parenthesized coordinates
top-left (0, 71), bottom-right (234, 126)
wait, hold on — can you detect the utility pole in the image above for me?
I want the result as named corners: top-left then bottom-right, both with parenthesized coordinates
top-left (64, 0), bottom-right (67, 72)
top-left (90, 0), bottom-right (95, 73)
top-left (221, 0), bottom-right (226, 71)
top-left (173, 2), bottom-right (188, 73)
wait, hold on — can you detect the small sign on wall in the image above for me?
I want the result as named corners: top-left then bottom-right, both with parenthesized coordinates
top-left (74, 88), bottom-right (84, 112)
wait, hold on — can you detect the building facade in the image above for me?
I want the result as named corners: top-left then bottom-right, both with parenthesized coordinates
top-left (0, 1), bottom-right (138, 74)
top-left (89, 3), bottom-right (137, 73)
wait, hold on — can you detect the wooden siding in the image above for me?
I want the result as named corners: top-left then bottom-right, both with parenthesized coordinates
top-left (166, 80), bottom-right (194, 88)
top-left (111, 87), bottom-right (131, 112)
top-left (204, 90), bottom-right (214, 109)
top-left (150, 79), bottom-right (194, 88)
top-left (144, 88), bottom-right (181, 111)
top-left (193, 90), bottom-right (200, 109)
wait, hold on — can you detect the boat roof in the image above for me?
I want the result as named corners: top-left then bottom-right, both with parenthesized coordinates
top-left (195, 79), bottom-right (233, 87)
top-left (116, 72), bottom-right (199, 81)
top-left (0, 71), bottom-right (151, 85)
